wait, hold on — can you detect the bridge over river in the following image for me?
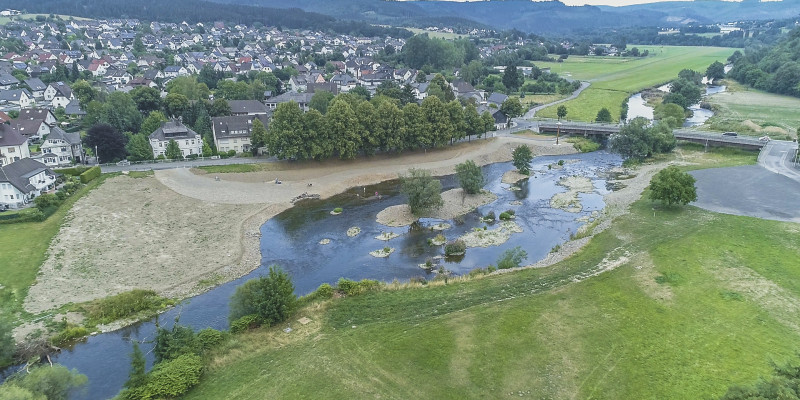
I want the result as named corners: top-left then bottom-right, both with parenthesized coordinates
top-left (538, 122), bottom-right (767, 151)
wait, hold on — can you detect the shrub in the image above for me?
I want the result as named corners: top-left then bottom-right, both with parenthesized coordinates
top-left (307, 283), bottom-right (334, 300)
top-left (228, 265), bottom-right (297, 327)
top-left (156, 154), bottom-right (166, 160)
top-left (400, 168), bottom-right (443, 216)
top-left (34, 193), bottom-right (59, 211)
top-left (444, 240), bottom-right (467, 256)
top-left (336, 278), bottom-right (382, 296)
top-left (196, 328), bottom-right (226, 351)
top-left (505, 209), bottom-right (515, 216)
top-left (4, 365), bottom-right (87, 400)
top-left (82, 289), bottom-right (169, 325)
top-left (154, 323), bottom-right (198, 363)
top-left (186, 154), bottom-right (199, 160)
top-left (483, 211), bottom-right (496, 221)
top-left (558, 159), bottom-right (565, 166)
top-left (79, 166), bottom-right (101, 184)
top-left (229, 314), bottom-right (261, 334)
top-left (227, 150), bottom-right (236, 157)
top-left (333, 207), bottom-right (343, 214)
top-left (126, 354), bottom-right (203, 399)
top-left (499, 212), bottom-right (512, 221)
top-left (55, 190), bottom-right (68, 200)
top-left (497, 246), bottom-right (528, 269)
top-left (50, 325), bottom-right (89, 346)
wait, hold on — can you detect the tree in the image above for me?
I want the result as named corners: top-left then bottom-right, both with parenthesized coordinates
top-left (208, 98), bottom-right (231, 117)
top-left (649, 166), bottom-right (697, 206)
top-left (706, 61), bottom-right (725, 82)
top-left (124, 342), bottom-right (146, 390)
top-left (400, 168), bottom-right (443, 216)
top-left (139, 111), bottom-right (167, 136)
top-left (250, 118), bottom-right (268, 155)
top-left (455, 160), bottom-right (485, 194)
top-left (0, 319), bottom-right (13, 367)
top-left (166, 76), bottom-right (210, 100)
top-left (103, 92), bottom-right (143, 134)
top-left (349, 86), bottom-right (371, 101)
top-left (216, 80), bottom-right (251, 100)
top-left (653, 103), bottom-right (685, 127)
top-left (512, 145), bottom-right (533, 175)
top-left (462, 60), bottom-right (487, 86)
top-left (427, 74), bottom-right (454, 102)
top-left (228, 265), bottom-right (297, 326)
top-left (2, 365), bottom-right (88, 400)
top-left (165, 139), bottom-right (182, 160)
top-left (130, 86), bottom-right (162, 115)
top-left (356, 101), bottom-right (379, 155)
top-left (421, 96), bottom-right (452, 148)
top-left (327, 99), bottom-right (361, 160)
top-left (71, 80), bottom-right (97, 106)
top-left (500, 98), bottom-right (524, 119)
top-left (164, 93), bottom-right (190, 118)
top-left (481, 111), bottom-right (496, 134)
top-left (502, 64), bottom-right (523, 92)
top-left (609, 117), bottom-right (652, 160)
top-left (556, 105), bottom-right (568, 120)
top-left (202, 138), bottom-right (213, 157)
top-left (125, 134), bottom-right (153, 161)
top-left (464, 103), bottom-right (482, 140)
top-left (268, 102), bottom-right (305, 160)
top-left (595, 107), bottom-right (613, 123)
top-left (85, 123), bottom-right (127, 162)
top-left (309, 90), bottom-right (335, 114)
top-left (375, 100), bottom-right (405, 152)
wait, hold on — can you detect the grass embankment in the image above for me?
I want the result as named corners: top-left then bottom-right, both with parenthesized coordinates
top-left (196, 164), bottom-right (265, 173)
top-left (536, 46), bottom-right (735, 122)
top-left (703, 80), bottom-right (800, 139)
top-left (185, 151), bottom-right (798, 399)
top-left (0, 175), bottom-right (110, 323)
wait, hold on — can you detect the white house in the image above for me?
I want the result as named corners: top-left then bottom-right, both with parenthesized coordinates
top-left (0, 158), bottom-right (57, 209)
top-left (44, 82), bottom-right (75, 109)
top-left (148, 119), bottom-right (203, 158)
top-left (0, 124), bottom-right (30, 166)
top-left (212, 114), bottom-right (269, 154)
top-left (40, 127), bottom-right (84, 166)
top-left (0, 89), bottom-right (33, 109)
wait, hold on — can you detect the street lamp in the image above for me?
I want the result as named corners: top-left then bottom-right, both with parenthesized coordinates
top-left (556, 121), bottom-right (561, 145)
top-left (95, 146), bottom-right (98, 165)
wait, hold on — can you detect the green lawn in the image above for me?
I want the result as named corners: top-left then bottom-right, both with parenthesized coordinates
top-left (703, 80), bottom-right (800, 139)
top-left (196, 164), bottom-right (264, 173)
top-left (0, 176), bottom-right (109, 322)
top-left (184, 149), bottom-right (799, 400)
top-left (404, 27), bottom-right (470, 40)
top-left (536, 46), bottom-right (736, 122)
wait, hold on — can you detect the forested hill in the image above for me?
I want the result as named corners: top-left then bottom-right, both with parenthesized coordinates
top-left (728, 28), bottom-right (800, 98)
top-left (0, 0), bottom-right (413, 38)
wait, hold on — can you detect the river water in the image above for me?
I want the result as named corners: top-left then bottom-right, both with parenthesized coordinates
top-left (626, 84), bottom-right (726, 127)
top-left (3, 152), bottom-right (623, 399)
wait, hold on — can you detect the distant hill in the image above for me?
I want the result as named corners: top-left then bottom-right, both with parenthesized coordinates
top-left (220, 0), bottom-right (800, 34)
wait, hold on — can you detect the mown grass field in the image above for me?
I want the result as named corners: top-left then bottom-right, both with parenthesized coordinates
top-left (0, 176), bottom-right (109, 322)
top-left (184, 149), bottom-right (800, 400)
top-left (703, 80), bottom-right (800, 139)
top-left (404, 27), bottom-right (469, 40)
top-left (536, 46), bottom-right (736, 122)
top-left (0, 14), bottom-right (89, 25)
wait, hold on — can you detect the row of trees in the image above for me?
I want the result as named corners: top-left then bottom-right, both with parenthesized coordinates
top-left (266, 93), bottom-right (497, 161)
top-left (728, 27), bottom-right (800, 97)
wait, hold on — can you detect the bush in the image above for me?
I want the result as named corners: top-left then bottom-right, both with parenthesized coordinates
top-left (82, 289), bottom-right (170, 325)
top-left (333, 207), bottom-right (343, 214)
top-left (307, 283), bottom-right (334, 300)
top-left (444, 240), bottom-right (467, 256)
top-left (156, 154), bottom-right (166, 160)
top-left (483, 211), bottom-right (496, 221)
top-left (228, 265), bottom-right (297, 327)
top-left (3, 365), bottom-right (87, 400)
top-left (196, 328), bottom-right (226, 351)
top-left (400, 168), bottom-right (443, 216)
top-left (54, 166), bottom-right (90, 176)
top-left (50, 325), bottom-right (89, 346)
top-left (227, 150), bottom-right (236, 157)
top-left (499, 211), bottom-right (512, 221)
top-left (79, 166), bottom-right (101, 184)
top-left (34, 193), bottom-right (59, 211)
top-left (126, 354), bottom-right (203, 399)
top-left (186, 154), bottom-right (199, 160)
top-left (649, 166), bottom-right (697, 206)
top-left (497, 246), bottom-right (528, 269)
top-left (229, 314), bottom-right (261, 334)
top-left (336, 278), bottom-right (382, 296)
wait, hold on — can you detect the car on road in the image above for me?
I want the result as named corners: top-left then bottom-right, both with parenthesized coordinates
top-left (723, 132), bottom-right (738, 137)
top-left (116, 160), bottom-right (131, 166)
top-left (759, 136), bottom-right (771, 142)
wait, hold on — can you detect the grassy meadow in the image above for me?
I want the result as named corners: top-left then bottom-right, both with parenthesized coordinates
top-left (535, 46), bottom-right (736, 122)
top-left (703, 80), bottom-right (800, 139)
top-left (183, 148), bottom-right (800, 400)
top-left (0, 176), bottom-right (109, 323)
top-left (404, 27), bottom-right (469, 40)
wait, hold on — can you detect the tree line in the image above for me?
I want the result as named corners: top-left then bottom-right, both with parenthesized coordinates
top-left (263, 92), bottom-right (497, 161)
top-left (728, 27), bottom-right (800, 97)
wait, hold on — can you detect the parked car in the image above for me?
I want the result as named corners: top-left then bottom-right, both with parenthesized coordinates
top-left (759, 136), bottom-right (771, 142)
top-left (116, 160), bottom-right (131, 166)
top-left (723, 132), bottom-right (738, 137)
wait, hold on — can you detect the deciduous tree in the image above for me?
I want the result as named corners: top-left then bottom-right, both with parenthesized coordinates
top-left (125, 134), bottom-right (153, 161)
top-left (512, 145), bottom-right (533, 175)
top-left (455, 160), bottom-right (485, 194)
top-left (228, 265), bottom-right (297, 326)
top-left (401, 168), bottom-right (443, 215)
top-left (85, 123), bottom-right (128, 162)
top-left (165, 139), bottom-right (182, 160)
top-left (557, 105), bottom-right (568, 120)
top-left (649, 166), bottom-right (697, 206)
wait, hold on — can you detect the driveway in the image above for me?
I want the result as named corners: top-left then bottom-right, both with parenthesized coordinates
top-left (689, 140), bottom-right (800, 223)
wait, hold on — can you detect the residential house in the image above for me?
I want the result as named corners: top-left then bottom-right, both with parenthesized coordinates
top-left (64, 99), bottom-right (86, 119)
top-left (306, 82), bottom-right (339, 95)
top-left (44, 82), bottom-right (75, 109)
top-left (40, 126), bottom-right (84, 166)
top-left (477, 104), bottom-right (509, 130)
top-left (264, 92), bottom-right (312, 112)
top-left (163, 65), bottom-right (188, 78)
top-left (148, 118), bottom-right (203, 158)
top-left (0, 89), bottom-right (32, 109)
top-left (18, 108), bottom-right (57, 126)
top-left (228, 100), bottom-right (269, 116)
top-left (211, 114), bottom-right (270, 154)
top-left (0, 72), bottom-right (19, 90)
top-left (330, 73), bottom-right (358, 93)
top-left (24, 78), bottom-right (47, 99)
top-left (486, 92), bottom-right (509, 107)
top-left (0, 158), bottom-right (57, 209)
top-left (0, 124), bottom-right (30, 166)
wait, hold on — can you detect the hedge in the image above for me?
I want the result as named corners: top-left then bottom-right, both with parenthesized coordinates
top-left (54, 166), bottom-right (91, 176)
top-left (79, 166), bottom-right (101, 184)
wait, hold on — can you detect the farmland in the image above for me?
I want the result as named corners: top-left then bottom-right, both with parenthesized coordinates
top-left (535, 46), bottom-right (735, 122)
top-left (703, 80), bottom-right (800, 139)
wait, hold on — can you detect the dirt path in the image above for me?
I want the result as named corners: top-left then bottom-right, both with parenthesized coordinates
top-left (25, 138), bottom-right (576, 315)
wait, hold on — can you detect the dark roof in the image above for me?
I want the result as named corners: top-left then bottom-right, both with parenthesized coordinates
top-left (64, 99), bottom-right (86, 116)
top-left (0, 73), bottom-right (19, 86)
top-left (0, 89), bottom-right (30, 102)
top-left (212, 114), bottom-right (270, 139)
top-left (49, 82), bottom-right (73, 98)
top-left (46, 127), bottom-right (81, 145)
top-left (24, 78), bottom-right (47, 91)
top-left (487, 92), bottom-right (508, 105)
top-left (265, 92), bottom-right (313, 105)
top-left (228, 100), bottom-right (268, 114)
top-left (0, 158), bottom-right (51, 194)
top-left (18, 108), bottom-right (53, 121)
top-left (0, 124), bottom-right (26, 147)
top-left (148, 119), bottom-right (199, 141)
top-left (307, 82), bottom-right (339, 95)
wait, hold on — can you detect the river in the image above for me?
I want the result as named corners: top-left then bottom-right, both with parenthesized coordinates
top-left (3, 152), bottom-right (623, 399)
top-left (626, 83), bottom-right (726, 127)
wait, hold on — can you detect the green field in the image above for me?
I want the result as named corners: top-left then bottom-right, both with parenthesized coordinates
top-left (183, 148), bottom-right (800, 400)
top-left (0, 176), bottom-right (108, 323)
top-left (404, 27), bottom-right (469, 40)
top-left (703, 80), bottom-right (800, 139)
top-left (536, 46), bottom-right (736, 122)
top-left (0, 13), bottom-right (89, 25)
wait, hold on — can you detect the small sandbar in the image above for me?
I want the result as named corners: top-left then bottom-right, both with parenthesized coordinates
top-left (346, 227), bottom-right (361, 237)
top-left (431, 223), bottom-right (451, 231)
top-left (376, 188), bottom-right (497, 227)
top-left (509, 200), bottom-right (522, 206)
top-left (430, 234), bottom-right (447, 246)
top-left (319, 238), bottom-right (331, 245)
top-left (375, 232), bottom-right (400, 241)
top-left (502, 170), bottom-right (529, 184)
top-left (330, 210), bottom-right (342, 215)
top-left (550, 176), bottom-right (594, 213)
top-left (458, 221), bottom-right (523, 248)
top-left (370, 248), bottom-right (395, 258)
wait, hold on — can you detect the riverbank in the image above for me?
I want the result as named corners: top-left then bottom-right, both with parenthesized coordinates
top-left (18, 137), bottom-right (576, 339)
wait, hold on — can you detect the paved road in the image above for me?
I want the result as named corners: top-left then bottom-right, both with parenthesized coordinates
top-left (689, 139), bottom-right (800, 223)
top-left (523, 81), bottom-right (590, 119)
